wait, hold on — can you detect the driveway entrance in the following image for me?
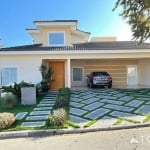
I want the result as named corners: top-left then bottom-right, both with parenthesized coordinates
top-left (69, 88), bottom-right (150, 124)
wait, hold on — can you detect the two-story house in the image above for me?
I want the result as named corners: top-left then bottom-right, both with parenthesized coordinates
top-left (0, 20), bottom-right (150, 89)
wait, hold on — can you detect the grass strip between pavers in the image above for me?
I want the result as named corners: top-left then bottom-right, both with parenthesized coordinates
top-left (113, 117), bottom-right (140, 125)
top-left (143, 114), bottom-right (150, 123)
top-left (66, 120), bottom-right (80, 128)
top-left (84, 120), bottom-right (97, 128)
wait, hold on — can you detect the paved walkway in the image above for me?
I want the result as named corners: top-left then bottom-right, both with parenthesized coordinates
top-left (69, 88), bottom-right (150, 127)
top-left (20, 91), bottom-right (57, 127)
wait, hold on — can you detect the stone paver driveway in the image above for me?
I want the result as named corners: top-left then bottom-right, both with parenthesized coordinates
top-left (69, 88), bottom-right (150, 125)
top-left (16, 88), bottom-right (150, 128)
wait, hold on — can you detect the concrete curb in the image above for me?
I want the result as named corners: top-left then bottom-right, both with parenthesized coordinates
top-left (0, 122), bottom-right (150, 139)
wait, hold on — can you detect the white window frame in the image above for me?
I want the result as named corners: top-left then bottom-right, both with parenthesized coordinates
top-left (127, 65), bottom-right (138, 85)
top-left (0, 66), bottom-right (18, 86)
top-left (72, 67), bottom-right (84, 82)
top-left (48, 31), bottom-right (65, 46)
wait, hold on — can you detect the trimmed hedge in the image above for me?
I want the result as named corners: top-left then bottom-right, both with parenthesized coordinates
top-left (48, 88), bottom-right (70, 127)
top-left (55, 88), bottom-right (70, 109)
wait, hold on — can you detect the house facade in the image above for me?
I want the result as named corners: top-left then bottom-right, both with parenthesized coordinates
top-left (1, 20), bottom-right (150, 89)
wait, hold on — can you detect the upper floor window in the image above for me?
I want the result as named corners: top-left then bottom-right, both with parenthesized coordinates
top-left (48, 32), bottom-right (65, 46)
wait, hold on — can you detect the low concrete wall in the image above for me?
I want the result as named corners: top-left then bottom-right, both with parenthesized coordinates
top-left (21, 87), bottom-right (36, 105)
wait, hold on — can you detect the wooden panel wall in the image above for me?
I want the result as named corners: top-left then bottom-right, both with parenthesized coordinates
top-left (85, 60), bottom-right (137, 87)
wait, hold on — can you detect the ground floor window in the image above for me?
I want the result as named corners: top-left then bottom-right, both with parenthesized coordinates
top-left (72, 67), bottom-right (83, 81)
top-left (0, 67), bottom-right (17, 86)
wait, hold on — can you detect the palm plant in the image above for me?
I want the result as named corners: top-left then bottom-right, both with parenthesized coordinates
top-left (39, 63), bottom-right (54, 91)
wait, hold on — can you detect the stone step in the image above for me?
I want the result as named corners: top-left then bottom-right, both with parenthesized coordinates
top-left (21, 121), bottom-right (46, 127)
top-left (26, 115), bottom-right (48, 121)
top-left (15, 112), bottom-right (28, 120)
top-left (30, 110), bottom-right (50, 116)
top-left (40, 101), bottom-right (55, 104)
top-left (37, 103), bottom-right (53, 107)
top-left (34, 107), bottom-right (52, 111)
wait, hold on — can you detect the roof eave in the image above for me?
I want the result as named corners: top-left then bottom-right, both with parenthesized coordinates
top-left (26, 29), bottom-right (40, 34)
top-left (34, 20), bottom-right (77, 28)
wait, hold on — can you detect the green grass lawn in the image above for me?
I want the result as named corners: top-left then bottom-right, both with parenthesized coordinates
top-left (0, 94), bottom-right (45, 114)
top-left (0, 88), bottom-right (72, 132)
top-left (0, 94), bottom-right (46, 132)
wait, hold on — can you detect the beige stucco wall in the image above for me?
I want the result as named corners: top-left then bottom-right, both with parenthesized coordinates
top-left (71, 33), bottom-right (88, 44)
top-left (37, 27), bottom-right (71, 46)
top-left (0, 55), bottom-right (42, 84)
top-left (29, 32), bottom-right (42, 44)
top-left (1, 51), bottom-right (150, 88)
top-left (29, 27), bottom-right (88, 46)
top-left (91, 37), bottom-right (117, 42)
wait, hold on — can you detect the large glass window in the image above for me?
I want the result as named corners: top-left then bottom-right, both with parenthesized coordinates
top-left (72, 67), bottom-right (83, 81)
top-left (0, 67), bottom-right (17, 86)
top-left (49, 32), bottom-right (65, 46)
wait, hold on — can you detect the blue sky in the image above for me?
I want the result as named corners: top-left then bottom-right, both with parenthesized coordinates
top-left (0, 0), bottom-right (132, 47)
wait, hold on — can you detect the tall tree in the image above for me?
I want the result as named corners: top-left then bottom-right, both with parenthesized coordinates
top-left (113, 0), bottom-right (150, 43)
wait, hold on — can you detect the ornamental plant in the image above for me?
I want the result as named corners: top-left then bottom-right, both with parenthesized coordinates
top-left (49, 108), bottom-right (67, 126)
top-left (0, 93), bottom-right (17, 108)
top-left (0, 112), bottom-right (15, 129)
top-left (39, 63), bottom-right (54, 91)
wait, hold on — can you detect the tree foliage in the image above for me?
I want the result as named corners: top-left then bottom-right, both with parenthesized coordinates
top-left (113, 0), bottom-right (150, 43)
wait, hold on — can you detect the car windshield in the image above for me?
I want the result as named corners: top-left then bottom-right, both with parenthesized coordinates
top-left (93, 72), bottom-right (109, 76)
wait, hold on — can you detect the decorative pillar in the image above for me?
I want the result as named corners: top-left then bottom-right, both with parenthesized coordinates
top-left (67, 58), bottom-right (71, 88)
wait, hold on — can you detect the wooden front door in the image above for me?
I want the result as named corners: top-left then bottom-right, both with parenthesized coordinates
top-left (49, 62), bottom-right (65, 90)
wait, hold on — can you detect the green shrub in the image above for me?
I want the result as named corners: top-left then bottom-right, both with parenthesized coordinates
top-left (84, 120), bottom-right (97, 128)
top-left (55, 88), bottom-right (70, 109)
top-left (0, 93), bottom-right (17, 108)
top-left (58, 88), bottom-right (70, 97)
top-left (0, 112), bottom-right (15, 129)
top-left (49, 108), bottom-right (67, 126)
top-left (55, 95), bottom-right (68, 108)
